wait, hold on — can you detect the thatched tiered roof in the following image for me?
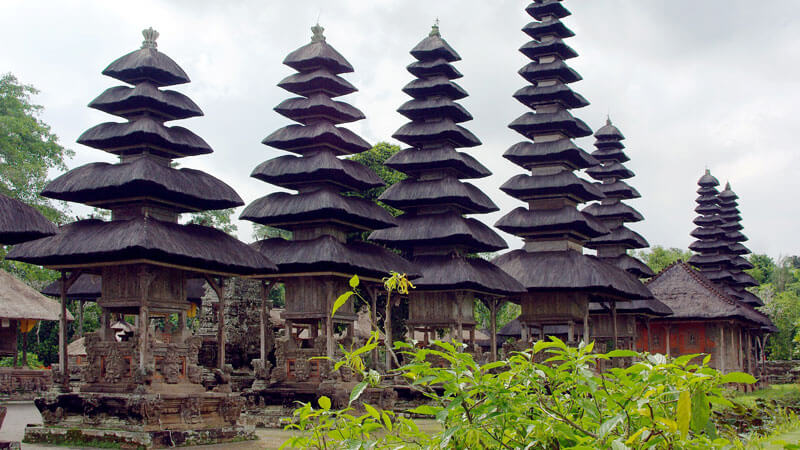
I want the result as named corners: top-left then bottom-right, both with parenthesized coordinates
top-left (370, 23), bottom-right (523, 296)
top-left (688, 170), bottom-right (734, 285)
top-left (583, 119), bottom-right (653, 278)
top-left (714, 183), bottom-right (761, 306)
top-left (492, 0), bottom-right (651, 302)
top-left (241, 24), bottom-right (415, 279)
top-left (0, 194), bottom-right (57, 245)
top-left (647, 261), bottom-right (771, 328)
top-left (41, 274), bottom-right (207, 304)
top-left (0, 270), bottom-right (73, 322)
top-left (7, 28), bottom-right (276, 277)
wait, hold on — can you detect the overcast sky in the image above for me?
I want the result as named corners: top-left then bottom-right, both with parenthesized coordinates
top-left (2, 0), bottom-right (798, 258)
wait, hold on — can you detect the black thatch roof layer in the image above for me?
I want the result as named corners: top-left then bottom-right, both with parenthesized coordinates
top-left (393, 118), bottom-right (481, 149)
top-left (398, 97), bottom-right (472, 122)
top-left (89, 83), bottom-right (202, 121)
top-left (596, 180), bottom-right (640, 199)
top-left (603, 254), bottom-right (655, 278)
top-left (241, 187), bottom-right (395, 231)
top-left (495, 206), bottom-right (608, 240)
top-left (251, 236), bottom-right (417, 280)
top-left (7, 218), bottom-right (276, 276)
top-left (244, 24), bottom-right (413, 285)
top-left (582, 202), bottom-right (644, 222)
top-left (500, 171), bottom-right (604, 203)
top-left (380, 177), bottom-right (498, 214)
top-left (586, 225), bottom-right (648, 249)
top-left (503, 140), bottom-right (598, 170)
top-left (274, 93), bottom-right (365, 125)
top-left (408, 255), bottom-right (525, 296)
top-left (263, 121), bottom-right (371, 156)
top-left (647, 262), bottom-right (771, 326)
top-left (251, 151), bottom-right (384, 191)
top-left (494, 3), bottom-right (651, 304)
top-left (590, 298), bottom-right (673, 317)
top-left (493, 250), bottom-right (653, 300)
top-left (278, 69), bottom-right (357, 97)
top-left (385, 146), bottom-right (491, 179)
top-left (407, 58), bottom-right (463, 79)
top-left (41, 274), bottom-right (207, 304)
top-left (102, 36), bottom-right (189, 87)
top-left (7, 217), bottom-right (276, 276)
top-left (77, 118), bottom-right (212, 158)
top-left (0, 194), bottom-right (58, 245)
top-left (42, 156), bottom-right (243, 212)
top-left (369, 212), bottom-right (507, 253)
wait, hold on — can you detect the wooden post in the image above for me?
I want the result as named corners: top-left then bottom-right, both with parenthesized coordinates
top-left (490, 299), bottom-right (498, 362)
top-left (738, 327), bottom-right (743, 370)
top-left (204, 275), bottom-right (227, 370)
top-left (325, 280), bottom-right (335, 359)
top-left (611, 302), bottom-right (618, 349)
top-left (78, 300), bottom-right (85, 337)
top-left (665, 326), bottom-right (671, 356)
top-left (22, 330), bottom-right (27, 368)
top-left (719, 326), bottom-right (725, 372)
top-left (567, 320), bottom-right (574, 344)
top-left (367, 287), bottom-right (378, 369)
top-left (59, 271), bottom-right (70, 389)
top-left (260, 281), bottom-right (272, 363)
top-left (646, 320), bottom-right (652, 353)
top-left (583, 309), bottom-right (589, 343)
top-left (385, 288), bottom-right (393, 372)
top-left (139, 305), bottom-right (149, 371)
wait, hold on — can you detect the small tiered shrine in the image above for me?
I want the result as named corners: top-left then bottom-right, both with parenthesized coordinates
top-left (9, 28), bottom-right (276, 447)
top-left (370, 23), bottom-right (524, 363)
top-left (715, 183), bottom-right (762, 306)
top-left (241, 24), bottom-right (415, 396)
top-left (688, 170), bottom-right (734, 284)
top-left (583, 119), bottom-right (671, 350)
top-left (492, 0), bottom-right (652, 347)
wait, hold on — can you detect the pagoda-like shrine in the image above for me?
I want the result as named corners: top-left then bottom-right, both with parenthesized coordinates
top-left (583, 119), bottom-right (653, 278)
top-left (9, 28), bottom-right (275, 447)
top-left (689, 171), bottom-right (737, 285)
top-left (492, 0), bottom-right (652, 345)
top-left (369, 23), bottom-right (525, 362)
top-left (241, 24), bottom-right (415, 390)
top-left (716, 183), bottom-right (761, 306)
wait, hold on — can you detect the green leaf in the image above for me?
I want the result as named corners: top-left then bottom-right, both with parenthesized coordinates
top-left (408, 405), bottom-right (439, 415)
top-left (598, 413), bottom-right (625, 439)
top-left (331, 291), bottom-right (353, 318)
top-left (349, 274), bottom-right (359, 289)
top-left (677, 390), bottom-right (691, 438)
top-left (349, 380), bottom-right (368, 405)
top-left (605, 349), bottom-right (638, 358)
top-left (318, 396), bottom-right (331, 410)
top-left (719, 372), bottom-right (757, 384)
top-left (364, 403), bottom-right (380, 420)
top-left (690, 390), bottom-right (710, 433)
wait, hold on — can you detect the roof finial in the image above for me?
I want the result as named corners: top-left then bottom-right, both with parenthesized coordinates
top-left (724, 181), bottom-right (731, 190)
top-left (430, 18), bottom-right (441, 37)
top-left (705, 167), bottom-right (710, 175)
top-left (606, 114), bottom-right (611, 126)
top-left (141, 27), bottom-right (159, 50)
top-left (311, 23), bottom-right (326, 42)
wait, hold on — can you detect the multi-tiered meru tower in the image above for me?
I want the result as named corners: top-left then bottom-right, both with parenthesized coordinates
top-left (716, 183), bottom-right (761, 306)
top-left (370, 23), bottom-right (524, 360)
top-left (493, 0), bottom-right (651, 345)
top-left (242, 25), bottom-right (415, 386)
top-left (688, 170), bottom-right (734, 285)
top-left (9, 28), bottom-right (275, 446)
top-left (583, 119), bottom-right (653, 278)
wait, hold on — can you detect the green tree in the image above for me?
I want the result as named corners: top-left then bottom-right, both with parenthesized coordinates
top-left (348, 142), bottom-right (406, 215)
top-left (760, 288), bottom-right (800, 359)
top-left (252, 224), bottom-right (292, 241)
top-left (634, 245), bottom-right (692, 275)
top-left (747, 254), bottom-right (776, 285)
top-left (0, 73), bottom-right (73, 223)
top-left (185, 208), bottom-right (237, 235)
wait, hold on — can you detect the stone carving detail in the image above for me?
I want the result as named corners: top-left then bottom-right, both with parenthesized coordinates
top-left (219, 396), bottom-right (244, 425)
top-left (180, 397), bottom-right (202, 424)
top-left (104, 344), bottom-right (128, 383)
top-left (161, 344), bottom-right (182, 384)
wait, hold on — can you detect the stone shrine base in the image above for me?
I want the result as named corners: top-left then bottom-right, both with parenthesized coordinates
top-left (24, 424), bottom-right (254, 449)
top-left (24, 391), bottom-right (255, 448)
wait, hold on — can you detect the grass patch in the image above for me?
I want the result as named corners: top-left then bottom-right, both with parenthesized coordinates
top-left (735, 384), bottom-right (800, 408)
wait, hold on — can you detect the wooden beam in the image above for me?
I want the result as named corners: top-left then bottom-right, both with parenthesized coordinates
top-left (666, 326), bottom-right (671, 357)
top-left (646, 319), bottom-right (652, 353)
top-left (325, 280), bottom-right (335, 359)
top-left (366, 285), bottom-right (379, 370)
top-left (583, 308), bottom-right (589, 344)
top-left (58, 270), bottom-right (81, 391)
top-left (385, 286), bottom-right (393, 372)
top-left (78, 300), bottom-right (85, 337)
top-left (610, 301), bottom-right (618, 349)
top-left (719, 326), bottom-right (725, 372)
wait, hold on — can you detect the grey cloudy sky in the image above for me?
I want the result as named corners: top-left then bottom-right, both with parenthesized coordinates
top-left (2, 0), bottom-right (798, 258)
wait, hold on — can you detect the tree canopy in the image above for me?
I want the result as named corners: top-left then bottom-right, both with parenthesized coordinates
top-left (633, 245), bottom-right (692, 274)
top-left (0, 73), bottom-right (73, 223)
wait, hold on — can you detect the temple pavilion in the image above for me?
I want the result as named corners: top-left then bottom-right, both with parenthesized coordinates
top-left (8, 28), bottom-right (276, 447)
top-left (492, 0), bottom-right (652, 346)
top-left (241, 24), bottom-right (416, 389)
top-left (369, 23), bottom-right (525, 363)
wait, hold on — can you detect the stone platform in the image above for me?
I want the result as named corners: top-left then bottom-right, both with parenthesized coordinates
top-left (0, 368), bottom-right (52, 400)
top-left (25, 391), bottom-right (255, 448)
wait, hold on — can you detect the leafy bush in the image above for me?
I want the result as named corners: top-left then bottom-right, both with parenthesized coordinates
top-left (282, 278), bottom-right (757, 449)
